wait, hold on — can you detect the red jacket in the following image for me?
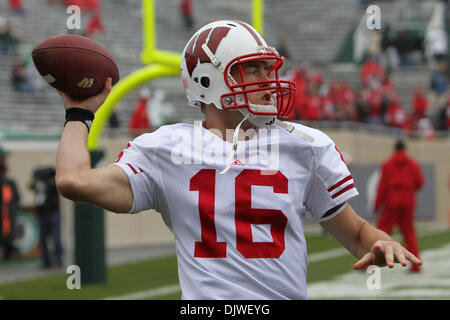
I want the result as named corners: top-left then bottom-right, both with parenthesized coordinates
top-left (446, 105), bottom-right (450, 128)
top-left (375, 150), bottom-right (424, 211)
top-left (360, 60), bottom-right (385, 86)
top-left (385, 101), bottom-right (407, 128)
top-left (129, 98), bottom-right (151, 131)
top-left (412, 94), bottom-right (428, 117)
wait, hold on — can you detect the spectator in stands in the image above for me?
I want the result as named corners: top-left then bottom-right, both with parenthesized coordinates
top-left (277, 36), bottom-right (291, 61)
top-left (300, 88), bottom-right (321, 121)
top-left (108, 111), bottom-right (120, 130)
top-left (0, 147), bottom-right (20, 261)
top-left (363, 77), bottom-right (386, 126)
top-left (380, 24), bottom-right (399, 74)
top-left (30, 166), bottom-right (63, 269)
top-left (25, 59), bottom-right (49, 98)
top-left (425, 28), bottom-right (448, 66)
top-left (8, 0), bottom-right (25, 15)
top-left (360, 57), bottom-right (385, 87)
top-left (0, 18), bottom-right (19, 55)
top-left (366, 29), bottom-right (382, 61)
top-left (411, 87), bottom-right (428, 118)
top-left (320, 91), bottom-right (336, 121)
top-left (429, 61), bottom-right (448, 114)
top-left (395, 30), bottom-right (415, 67)
top-left (334, 80), bottom-right (356, 121)
top-left (417, 117), bottom-right (436, 141)
top-left (84, 0), bottom-right (105, 37)
top-left (382, 72), bottom-right (395, 97)
top-left (288, 67), bottom-right (306, 119)
top-left (11, 63), bottom-right (34, 93)
top-left (375, 140), bottom-right (424, 273)
top-left (129, 87), bottom-right (153, 137)
top-left (434, 95), bottom-right (450, 131)
top-left (148, 89), bottom-right (176, 129)
top-left (384, 95), bottom-right (407, 129)
top-left (444, 94), bottom-right (450, 130)
top-left (180, 0), bottom-right (194, 31)
top-left (355, 89), bottom-right (370, 123)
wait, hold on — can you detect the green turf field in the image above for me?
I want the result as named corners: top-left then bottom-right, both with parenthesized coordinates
top-left (0, 227), bottom-right (449, 300)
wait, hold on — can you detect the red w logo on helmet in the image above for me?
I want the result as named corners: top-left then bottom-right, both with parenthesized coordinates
top-left (184, 26), bottom-right (231, 76)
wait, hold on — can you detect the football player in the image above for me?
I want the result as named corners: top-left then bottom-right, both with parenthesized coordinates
top-left (56, 20), bottom-right (422, 299)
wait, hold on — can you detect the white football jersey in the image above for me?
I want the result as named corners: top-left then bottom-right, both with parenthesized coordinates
top-left (113, 121), bottom-right (358, 300)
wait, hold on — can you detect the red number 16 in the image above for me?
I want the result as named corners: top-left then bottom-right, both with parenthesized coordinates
top-left (190, 169), bottom-right (288, 259)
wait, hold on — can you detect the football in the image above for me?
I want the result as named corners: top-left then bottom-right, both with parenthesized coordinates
top-left (32, 34), bottom-right (119, 99)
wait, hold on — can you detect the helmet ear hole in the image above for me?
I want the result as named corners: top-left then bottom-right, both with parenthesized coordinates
top-left (200, 76), bottom-right (210, 88)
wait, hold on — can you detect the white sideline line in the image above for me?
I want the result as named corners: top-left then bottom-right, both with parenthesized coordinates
top-left (104, 284), bottom-right (181, 300)
top-left (102, 249), bottom-right (350, 300)
top-left (102, 227), bottom-right (449, 300)
top-left (308, 244), bottom-right (450, 299)
top-left (308, 226), bottom-right (449, 263)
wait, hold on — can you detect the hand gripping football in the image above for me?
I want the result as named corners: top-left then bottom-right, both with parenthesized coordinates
top-left (32, 34), bottom-right (119, 99)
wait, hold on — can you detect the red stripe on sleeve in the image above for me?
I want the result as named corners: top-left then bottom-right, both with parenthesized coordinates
top-left (115, 143), bottom-right (130, 163)
top-left (328, 175), bottom-right (352, 193)
top-left (127, 163), bottom-right (138, 174)
top-left (331, 184), bottom-right (355, 199)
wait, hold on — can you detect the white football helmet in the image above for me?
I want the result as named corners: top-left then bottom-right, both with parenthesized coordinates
top-left (181, 20), bottom-right (295, 126)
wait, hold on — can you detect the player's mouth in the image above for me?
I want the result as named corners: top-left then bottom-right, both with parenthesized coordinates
top-left (258, 92), bottom-right (273, 105)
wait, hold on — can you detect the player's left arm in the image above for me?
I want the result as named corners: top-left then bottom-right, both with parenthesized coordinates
top-left (320, 204), bottom-right (422, 269)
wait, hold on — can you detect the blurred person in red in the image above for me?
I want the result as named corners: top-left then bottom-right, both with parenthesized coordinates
top-left (446, 100), bottom-right (450, 129)
top-left (180, 0), bottom-right (194, 31)
top-left (129, 87), bottom-right (153, 137)
top-left (411, 87), bottom-right (428, 118)
top-left (287, 66), bottom-right (306, 120)
top-left (361, 58), bottom-right (385, 87)
top-left (375, 140), bottom-right (424, 272)
top-left (321, 94), bottom-right (335, 121)
top-left (381, 73), bottom-right (395, 96)
top-left (84, 0), bottom-right (104, 37)
top-left (417, 117), bottom-right (436, 141)
top-left (385, 95), bottom-right (407, 128)
top-left (335, 80), bottom-right (356, 121)
top-left (8, 0), bottom-right (25, 14)
top-left (300, 87), bottom-right (321, 121)
top-left (363, 83), bottom-right (385, 125)
top-left (0, 147), bottom-right (20, 261)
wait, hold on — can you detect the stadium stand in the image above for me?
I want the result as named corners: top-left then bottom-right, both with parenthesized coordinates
top-left (0, 0), bottom-right (448, 136)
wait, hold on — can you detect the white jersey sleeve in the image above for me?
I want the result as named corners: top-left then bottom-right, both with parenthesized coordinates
top-left (112, 134), bottom-right (159, 214)
top-left (303, 128), bottom-right (358, 222)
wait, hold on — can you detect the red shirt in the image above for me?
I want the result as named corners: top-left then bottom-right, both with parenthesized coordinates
top-left (375, 151), bottom-right (424, 211)
top-left (361, 60), bottom-right (385, 86)
top-left (385, 101), bottom-right (407, 128)
top-left (301, 95), bottom-right (321, 120)
top-left (446, 105), bottom-right (450, 128)
top-left (129, 98), bottom-right (151, 131)
top-left (412, 94), bottom-right (428, 117)
top-left (362, 88), bottom-right (384, 117)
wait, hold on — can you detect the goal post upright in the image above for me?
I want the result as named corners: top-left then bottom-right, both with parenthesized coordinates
top-left (88, 0), bottom-right (263, 150)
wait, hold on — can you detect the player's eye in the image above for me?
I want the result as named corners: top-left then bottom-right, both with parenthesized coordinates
top-left (246, 68), bottom-right (259, 76)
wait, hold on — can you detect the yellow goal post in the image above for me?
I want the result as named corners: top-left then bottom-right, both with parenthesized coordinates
top-left (88, 0), bottom-right (264, 150)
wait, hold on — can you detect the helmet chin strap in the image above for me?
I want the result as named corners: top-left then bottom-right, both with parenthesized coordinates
top-left (219, 105), bottom-right (276, 175)
top-left (219, 104), bottom-right (315, 175)
top-left (274, 119), bottom-right (315, 143)
top-left (220, 113), bottom-right (251, 174)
